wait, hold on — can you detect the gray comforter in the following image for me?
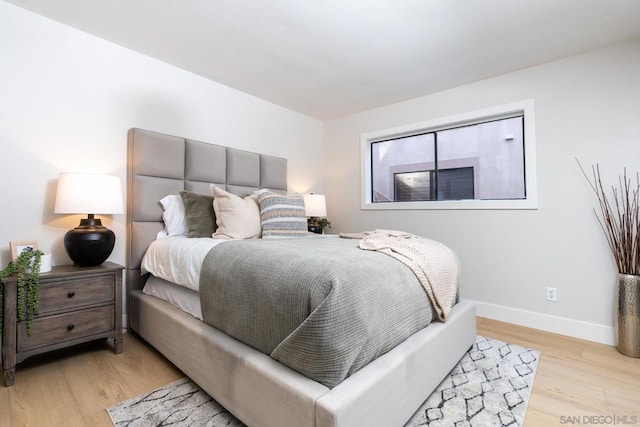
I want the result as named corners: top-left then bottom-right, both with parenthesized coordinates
top-left (199, 236), bottom-right (439, 388)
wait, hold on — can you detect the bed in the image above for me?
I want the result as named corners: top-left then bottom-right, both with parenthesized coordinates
top-left (126, 128), bottom-right (476, 426)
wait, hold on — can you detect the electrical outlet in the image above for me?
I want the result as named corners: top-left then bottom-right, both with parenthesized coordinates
top-left (546, 287), bottom-right (557, 302)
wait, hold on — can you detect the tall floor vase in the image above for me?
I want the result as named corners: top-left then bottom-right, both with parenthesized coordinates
top-left (617, 273), bottom-right (640, 358)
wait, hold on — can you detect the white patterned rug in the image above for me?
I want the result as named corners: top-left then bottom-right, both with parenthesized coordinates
top-left (107, 336), bottom-right (539, 427)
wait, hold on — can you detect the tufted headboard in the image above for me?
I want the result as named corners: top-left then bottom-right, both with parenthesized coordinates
top-left (126, 128), bottom-right (287, 308)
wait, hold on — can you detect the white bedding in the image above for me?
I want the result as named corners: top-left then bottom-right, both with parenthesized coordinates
top-left (141, 236), bottom-right (227, 291)
top-left (143, 276), bottom-right (203, 320)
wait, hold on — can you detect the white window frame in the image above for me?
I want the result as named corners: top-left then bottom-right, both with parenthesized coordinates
top-left (361, 99), bottom-right (538, 210)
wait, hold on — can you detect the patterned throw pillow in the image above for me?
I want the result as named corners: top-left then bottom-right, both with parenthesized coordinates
top-left (255, 189), bottom-right (308, 239)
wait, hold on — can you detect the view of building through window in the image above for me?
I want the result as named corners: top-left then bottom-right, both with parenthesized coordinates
top-left (371, 115), bottom-right (525, 203)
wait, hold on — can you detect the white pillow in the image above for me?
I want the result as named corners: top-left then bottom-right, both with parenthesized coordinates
top-left (158, 194), bottom-right (189, 239)
top-left (210, 185), bottom-right (261, 239)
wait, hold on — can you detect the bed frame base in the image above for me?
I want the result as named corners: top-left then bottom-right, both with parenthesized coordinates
top-left (130, 290), bottom-right (475, 427)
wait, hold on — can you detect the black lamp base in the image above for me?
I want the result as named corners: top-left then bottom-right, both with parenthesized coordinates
top-left (308, 225), bottom-right (323, 234)
top-left (64, 216), bottom-right (115, 267)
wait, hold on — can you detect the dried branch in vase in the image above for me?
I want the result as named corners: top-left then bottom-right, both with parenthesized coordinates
top-left (578, 159), bottom-right (640, 276)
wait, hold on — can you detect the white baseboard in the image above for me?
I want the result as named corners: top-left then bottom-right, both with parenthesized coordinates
top-left (472, 300), bottom-right (616, 346)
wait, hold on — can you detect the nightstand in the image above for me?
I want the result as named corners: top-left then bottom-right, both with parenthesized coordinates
top-left (2, 262), bottom-right (123, 386)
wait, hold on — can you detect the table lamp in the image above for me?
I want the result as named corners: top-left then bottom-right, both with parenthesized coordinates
top-left (302, 194), bottom-right (327, 234)
top-left (54, 173), bottom-right (124, 266)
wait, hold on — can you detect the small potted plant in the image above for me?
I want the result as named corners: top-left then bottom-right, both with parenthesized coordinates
top-left (0, 248), bottom-right (43, 335)
top-left (308, 217), bottom-right (331, 234)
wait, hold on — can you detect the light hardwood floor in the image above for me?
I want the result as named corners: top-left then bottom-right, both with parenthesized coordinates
top-left (1, 318), bottom-right (639, 426)
top-left (477, 318), bottom-right (640, 426)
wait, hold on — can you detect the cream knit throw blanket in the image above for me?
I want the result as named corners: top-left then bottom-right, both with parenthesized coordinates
top-left (341, 230), bottom-right (458, 321)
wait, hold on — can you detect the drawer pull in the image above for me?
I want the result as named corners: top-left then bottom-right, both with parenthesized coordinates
top-left (67, 291), bottom-right (75, 298)
top-left (66, 324), bottom-right (75, 331)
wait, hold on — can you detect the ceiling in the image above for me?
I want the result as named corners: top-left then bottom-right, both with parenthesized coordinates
top-left (6, 0), bottom-right (640, 120)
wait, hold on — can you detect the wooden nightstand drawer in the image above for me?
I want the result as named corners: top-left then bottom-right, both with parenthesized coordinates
top-left (3, 262), bottom-right (123, 386)
top-left (17, 305), bottom-right (115, 352)
top-left (37, 275), bottom-right (115, 314)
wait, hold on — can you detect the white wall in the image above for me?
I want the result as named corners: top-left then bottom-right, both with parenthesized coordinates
top-left (0, 1), bottom-right (323, 269)
top-left (324, 38), bottom-right (640, 344)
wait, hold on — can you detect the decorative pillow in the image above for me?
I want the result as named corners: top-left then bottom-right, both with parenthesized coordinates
top-left (210, 185), bottom-right (261, 239)
top-left (157, 194), bottom-right (189, 239)
top-left (255, 189), bottom-right (308, 239)
top-left (179, 191), bottom-right (217, 238)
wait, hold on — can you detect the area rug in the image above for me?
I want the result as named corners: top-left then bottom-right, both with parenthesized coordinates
top-left (107, 336), bottom-right (539, 426)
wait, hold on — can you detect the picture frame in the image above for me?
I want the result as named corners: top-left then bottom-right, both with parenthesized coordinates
top-left (9, 240), bottom-right (39, 261)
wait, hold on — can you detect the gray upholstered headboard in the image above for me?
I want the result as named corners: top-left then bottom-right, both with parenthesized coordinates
top-left (126, 128), bottom-right (287, 304)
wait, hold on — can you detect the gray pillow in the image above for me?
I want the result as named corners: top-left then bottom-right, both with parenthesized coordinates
top-left (179, 191), bottom-right (217, 238)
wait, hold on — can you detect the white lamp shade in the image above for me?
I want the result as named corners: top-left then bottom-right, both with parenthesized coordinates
top-left (303, 194), bottom-right (327, 217)
top-left (54, 173), bottom-right (124, 214)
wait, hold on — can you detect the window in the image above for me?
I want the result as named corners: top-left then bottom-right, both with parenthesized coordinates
top-left (361, 100), bottom-right (537, 210)
top-left (393, 167), bottom-right (474, 201)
